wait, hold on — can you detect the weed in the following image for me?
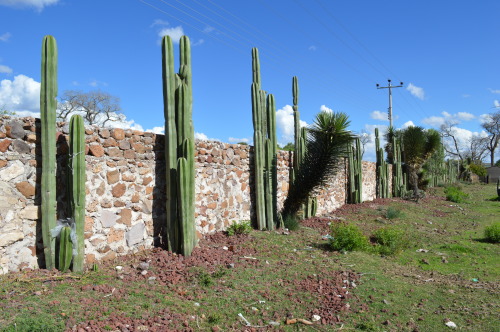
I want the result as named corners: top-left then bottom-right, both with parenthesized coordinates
top-left (227, 220), bottom-right (252, 236)
top-left (385, 207), bottom-right (405, 219)
top-left (440, 244), bottom-right (473, 253)
top-left (212, 266), bottom-right (227, 279)
top-left (207, 314), bottom-right (222, 324)
top-left (372, 227), bottom-right (407, 256)
top-left (3, 315), bottom-right (65, 332)
top-left (484, 222), bottom-right (500, 243)
top-left (329, 222), bottom-right (369, 252)
top-left (197, 271), bottom-right (213, 287)
top-left (444, 186), bottom-right (468, 203)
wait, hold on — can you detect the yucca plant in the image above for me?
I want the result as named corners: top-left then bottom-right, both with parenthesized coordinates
top-left (281, 110), bottom-right (354, 219)
top-left (401, 126), bottom-right (441, 201)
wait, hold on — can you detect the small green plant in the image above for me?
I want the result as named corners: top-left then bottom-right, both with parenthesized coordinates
top-left (444, 185), bottom-right (468, 203)
top-left (469, 163), bottom-right (487, 177)
top-left (226, 220), bottom-right (252, 236)
top-left (372, 227), bottom-right (407, 256)
top-left (4, 315), bottom-right (65, 332)
top-left (197, 271), bottom-right (213, 287)
top-left (484, 222), bottom-right (500, 243)
top-left (207, 313), bottom-right (222, 324)
top-left (385, 207), bottom-right (405, 219)
top-left (329, 222), bottom-right (369, 252)
top-left (212, 266), bottom-right (227, 279)
top-left (283, 214), bottom-right (300, 231)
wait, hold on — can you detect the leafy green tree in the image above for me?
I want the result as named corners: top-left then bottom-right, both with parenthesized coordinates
top-left (495, 159), bottom-right (500, 167)
top-left (401, 126), bottom-right (441, 200)
top-left (281, 111), bottom-right (354, 220)
top-left (281, 142), bottom-right (295, 151)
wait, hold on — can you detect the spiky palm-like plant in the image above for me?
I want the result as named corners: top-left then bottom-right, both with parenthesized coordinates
top-left (401, 126), bottom-right (440, 201)
top-left (281, 111), bottom-right (354, 220)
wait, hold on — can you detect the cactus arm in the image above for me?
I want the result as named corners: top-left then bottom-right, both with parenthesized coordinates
top-left (69, 114), bottom-right (86, 272)
top-left (40, 35), bottom-right (58, 270)
top-left (58, 226), bottom-right (73, 273)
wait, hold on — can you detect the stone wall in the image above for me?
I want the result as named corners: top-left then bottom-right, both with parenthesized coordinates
top-left (0, 116), bottom-right (380, 274)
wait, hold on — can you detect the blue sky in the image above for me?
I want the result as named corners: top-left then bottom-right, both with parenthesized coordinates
top-left (1, 0), bottom-right (499, 161)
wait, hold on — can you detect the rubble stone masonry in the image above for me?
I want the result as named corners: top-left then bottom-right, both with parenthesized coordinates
top-left (0, 116), bottom-right (379, 273)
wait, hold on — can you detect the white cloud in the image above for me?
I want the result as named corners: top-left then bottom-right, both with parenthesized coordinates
top-left (228, 137), bottom-right (249, 143)
top-left (0, 65), bottom-right (12, 74)
top-left (89, 80), bottom-right (108, 87)
top-left (158, 26), bottom-right (184, 44)
top-left (150, 19), bottom-right (168, 28)
top-left (276, 104), bottom-right (307, 145)
top-left (0, 0), bottom-right (60, 10)
top-left (406, 83), bottom-right (425, 100)
top-left (203, 26), bottom-right (215, 33)
top-left (479, 113), bottom-right (491, 124)
top-left (422, 111), bottom-right (475, 127)
top-left (194, 132), bottom-right (220, 142)
top-left (0, 74), bottom-right (40, 112)
top-left (494, 100), bottom-right (500, 108)
top-left (192, 39), bottom-right (205, 46)
top-left (462, 94), bottom-right (471, 98)
top-left (401, 121), bottom-right (414, 129)
top-left (370, 110), bottom-right (388, 121)
top-left (0, 32), bottom-right (11, 42)
top-left (308, 45), bottom-right (317, 51)
top-left (146, 126), bottom-right (165, 134)
top-left (488, 88), bottom-right (500, 94)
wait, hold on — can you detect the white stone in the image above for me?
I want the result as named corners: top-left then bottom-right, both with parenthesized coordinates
top-left (0, 161), bottom-right (24, 181)
top-left (20, 205), bottom-right (39, 220)
top-left (0, 231), bottom-right (24, 247)
top-left (312, 315), bottom-right (321, 322)
top-left (100, 210), bottom-right (117, 228)
top-left (126, 222), bottom-right (145, 246)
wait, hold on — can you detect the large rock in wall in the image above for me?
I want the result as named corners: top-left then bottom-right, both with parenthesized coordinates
top-left (0, 116), bottom-right (379, 274)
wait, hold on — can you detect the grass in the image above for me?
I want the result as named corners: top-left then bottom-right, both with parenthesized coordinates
top-left (0, 184), bottom-right (498, 331)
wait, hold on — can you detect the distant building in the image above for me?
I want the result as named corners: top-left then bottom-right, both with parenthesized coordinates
top-left (485, 166), bottom-right (500, 183)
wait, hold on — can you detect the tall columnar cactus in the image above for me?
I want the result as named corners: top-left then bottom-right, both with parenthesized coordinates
top-left (348, 137), bottom-right (363, 203)
top-left (375, 128), bottom-right (390, 198)
top-left (290, 77), bottom-right (316, 217)
top-left (40, 35), bottom-right (58, 270)
top-left (392, 136), bottom-right (404, 197)
top-left (162, 35), bottom-right (196, 256)
top-left (251, 48), bottom-right (277, 230)
top-left (69, 114), bottom-right (86, 272)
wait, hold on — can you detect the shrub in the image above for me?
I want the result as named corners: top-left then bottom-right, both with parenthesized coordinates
top-left (444, 185), bottom-right (468, 203)
top-left (4, 315), bottom-right (65, 332)
top-left (372, 227), bottom-right (407, 256)
top-left (385, 207), bottom-right (405, 219)
top-left (329, 222), bottom-right (369, 252)
top-left (226, 220), bottom-right (252, 236)
top-left (469, 163), bottom-right (487, 177)
top-left (484, 222), bottom-right (500, 243)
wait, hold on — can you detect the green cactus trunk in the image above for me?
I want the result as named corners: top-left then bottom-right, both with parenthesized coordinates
top-left (58, 226), bottom-right (73, 273)
top-left (162, 35), bottom-right (196, 256)
top-left (392, 135), bottom-right (404, 197)
top-left (348, 138), bottom-right (363, 203)
top-left (69, 114), bottom-right (86, 272)
top-left (40, 35), bottom-right (58, 270)
top-left (251, 48), bottom-right (277, 230)
top-left (375, 128), bottom-right (390, 198)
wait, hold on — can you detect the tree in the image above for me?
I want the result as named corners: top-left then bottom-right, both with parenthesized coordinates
top-left (358, 129), bottom-right (371, 158)
top-left (281, 111), bottom-right (354, 220)
top-left (401, 126), bottom-right (440, 201)
top-left (57, 90), bottom-right (123, 126)
top-left (440, 121), bottom-right (488, 163)
top-left (281, 142), bottom-right (295, 151)
top-left (481, 110), bottom-right (500, 166)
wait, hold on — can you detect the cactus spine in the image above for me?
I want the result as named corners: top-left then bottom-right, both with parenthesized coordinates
top-left (348, 137), bottom-right (363, 203)
top-left (375, 128), bottom-right (390, 198)
top-left (69, 114), bottom-right (86, 272)
top-left (40, 35), bottom-right (58, 270)
top-left (162, 35), bottom-right (196, 256)
top-left (251, 48), bottom-right (277, 230)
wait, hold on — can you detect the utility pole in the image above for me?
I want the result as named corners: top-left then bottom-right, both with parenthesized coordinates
top-left (376, 79), bottom-right (404, 128)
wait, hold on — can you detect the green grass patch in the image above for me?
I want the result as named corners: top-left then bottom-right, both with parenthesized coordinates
top-left (484, 222), bottom-right (500, 243)
top-left (329, 222), bottom-right (369, 252)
